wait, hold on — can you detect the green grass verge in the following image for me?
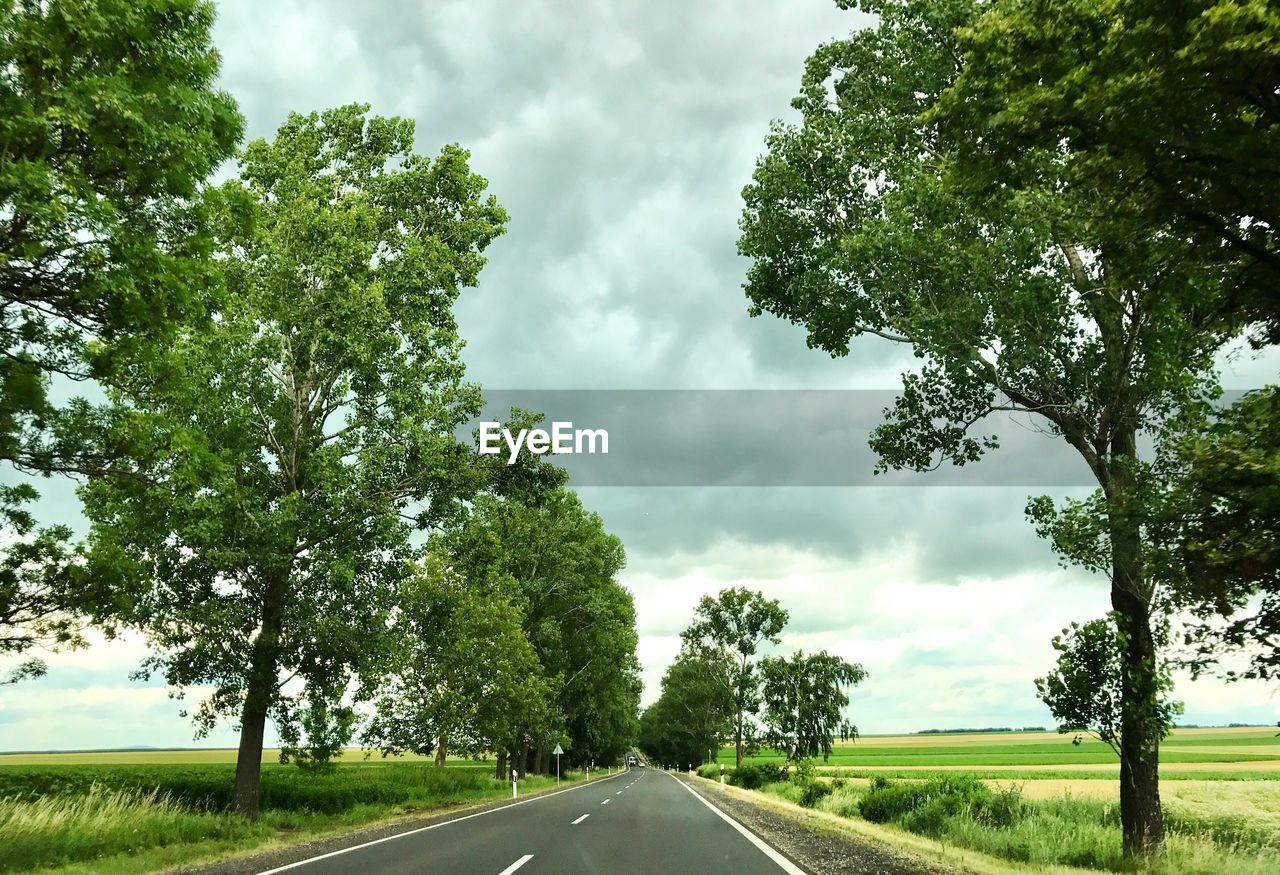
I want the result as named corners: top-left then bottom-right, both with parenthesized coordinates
top-left (752, 774), bottom-right (1280, 874)
top-left (0, 762), bottom-right (582, 873)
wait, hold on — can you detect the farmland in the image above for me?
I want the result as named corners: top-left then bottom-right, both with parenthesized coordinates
top-left (716, 726), bottom-right (1280, 774)
top-left (697, 727), bottom-right (1280, 874)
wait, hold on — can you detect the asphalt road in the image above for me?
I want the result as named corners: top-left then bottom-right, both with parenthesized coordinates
top-left (256, 767), bottom-right (807, 875)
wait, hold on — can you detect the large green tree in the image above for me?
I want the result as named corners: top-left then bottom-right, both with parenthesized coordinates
top-left (739, 0), bottom-right (1232, 853)
top-left (79, 105), bottom-right (507, 818)
top-left (361, 553), bottom-right (552, 772)
top-left (681, 587), bottom-right (788, 769)
top-left (446, 487), bottom-right (641, 774)
top-left (760, 650), bottom-right (866, 764)
top-left (0, 0), bottom-right (241, 673)
top-left (638, 647), bottom-right (736, 769)
top-left (934, 0), bottom-right (1280, 686)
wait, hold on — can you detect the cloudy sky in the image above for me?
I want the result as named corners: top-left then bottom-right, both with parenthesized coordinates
top-left (2, 0), bottom-right (1277, 750)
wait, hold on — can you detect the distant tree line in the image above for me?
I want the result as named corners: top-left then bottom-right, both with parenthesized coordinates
top-left (916, 727), bottom-right (1046, 736)
top-left (0, 0), bottom-right (639, 820)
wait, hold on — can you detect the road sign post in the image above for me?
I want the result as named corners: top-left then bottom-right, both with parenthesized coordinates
top-left (552, 743), bottom-right (564, 786)
top-left (512, 769), bottom-right (519, 799)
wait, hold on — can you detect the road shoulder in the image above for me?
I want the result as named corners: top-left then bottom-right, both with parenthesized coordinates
top-left (676, 773), bottom-right (983, 875)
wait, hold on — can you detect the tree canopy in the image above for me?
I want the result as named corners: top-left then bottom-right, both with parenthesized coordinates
top-left (0, 0), bottom-right (242, 679)
top-left (760, 650), bottom-right (866, 763)
top-left (638, 647), bottom-right (736, 769)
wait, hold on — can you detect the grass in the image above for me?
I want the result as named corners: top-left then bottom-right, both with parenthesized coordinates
top-left (686, 727), bottom-right (1280, 874)
top-left (0, 786), bottom-right (267, 873)
top-left (0, 761), bottom-right (587, 873)
top-left (740, 771), bottom-right (1280, 874)
top-left (714, 727), bottom-right (1280, 771)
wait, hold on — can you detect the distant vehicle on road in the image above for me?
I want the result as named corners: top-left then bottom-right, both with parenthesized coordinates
top-left (626, 756), bottom-right (637, 768)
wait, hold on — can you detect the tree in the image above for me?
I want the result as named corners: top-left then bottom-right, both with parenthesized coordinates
top-left (361, 553), bottom-right (552, 770)
top-left (638, 647), bottom-right (736, 769)
top-left (78, 105), bottom-right (508, 818)
top-left (934, 0), bottom-right (1279, 338)
top-left (0, 0), bottom-right (242, 672)
top-left (934, 0), bottom-right (1280, 691)
top-left (1036, 616), bottom-right (1182, 755)
top-left (445, 487), bottom-right (641, 774)
top-left (738, 0), bottom-right (1233, 854)
top-left (681, 587), bottom-right (788, 768)
top-left (760, 650), bottom-right (866, 763)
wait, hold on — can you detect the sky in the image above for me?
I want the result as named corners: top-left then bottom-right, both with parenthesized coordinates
top-left (2, 0), bottom-right (1278, 750)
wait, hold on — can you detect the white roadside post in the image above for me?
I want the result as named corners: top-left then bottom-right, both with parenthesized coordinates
top-left (512, 769), bottom-right (519, 799)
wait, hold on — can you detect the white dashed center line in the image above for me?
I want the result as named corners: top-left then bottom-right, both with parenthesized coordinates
top-left (498, 854), bottom-right (534, 875)
top-left (572, 814), bottom-right (589, 825)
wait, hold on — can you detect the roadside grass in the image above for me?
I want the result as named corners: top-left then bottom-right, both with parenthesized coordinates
top-left (747, 774), bottom-right (1280, 874)
top-left (1, 786), bottom-right (266, 873)
top-left (0, 763), bottom-right (583, 873)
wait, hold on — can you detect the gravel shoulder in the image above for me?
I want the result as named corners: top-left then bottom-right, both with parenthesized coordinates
top-left (675, 774), bottom-right (949, 875)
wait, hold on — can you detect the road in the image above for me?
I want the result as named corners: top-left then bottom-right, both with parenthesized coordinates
top-left (257, 767), bottom-right (807, 875)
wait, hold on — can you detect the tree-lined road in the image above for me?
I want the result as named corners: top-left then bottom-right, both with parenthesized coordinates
top-left (258, 769), bottom-right (806, 875)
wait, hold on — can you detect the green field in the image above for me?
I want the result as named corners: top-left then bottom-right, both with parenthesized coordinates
top-left (700, 726), bottom-right (1280, 874)
top-left (717, 726), bottom-right (1280, 773)
top-left (0, 757), bottom-right (588, 874)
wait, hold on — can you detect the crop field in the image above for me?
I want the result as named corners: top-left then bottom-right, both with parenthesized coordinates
top-left (718, 725), bottom-right (1280, 772)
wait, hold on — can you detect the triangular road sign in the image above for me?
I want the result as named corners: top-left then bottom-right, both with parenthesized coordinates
top-left (552, 743), bottom-right (564, 755)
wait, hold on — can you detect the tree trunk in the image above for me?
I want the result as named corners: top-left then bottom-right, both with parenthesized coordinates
top-left (734, 713), bottom-right (743, 768)
top-left (535, 744), bottom-right (547, 775)
top-left (496, 750), bottom-right (507, 781)
top-left (233, 696), bottom-right (268, 820)
top-left (434, 734), bottom-right (448, 767)
top-left (1109, 429), bottom-right (1164, 855)
top-left (233, 579), bottom-right (285, 820)
top-left (518, 739), bottom-right (530, 777)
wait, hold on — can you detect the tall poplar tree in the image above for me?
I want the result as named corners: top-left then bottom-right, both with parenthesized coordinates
top-left (739, 0), bottom-right (1233, 853)
top-left (80, 105), bottom-right (507, 818)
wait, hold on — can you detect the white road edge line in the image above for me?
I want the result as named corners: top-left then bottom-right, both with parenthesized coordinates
top-left (253, 772), bottom-right (624, 874)
top-left (666, 772), bottom-right (808, 875)
top-left (572, 814), bottom-right (590, 825)
top-left (498, 854), bottom-right (534, 875)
